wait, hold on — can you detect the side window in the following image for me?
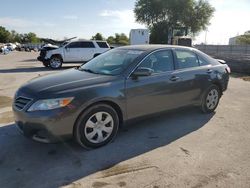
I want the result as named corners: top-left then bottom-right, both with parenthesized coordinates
top-left (67, 42), bottom-right (79, 48)
top-left (97, 42), bottom-right (109, 48)
top-left (197, 54), bottom-right (210, 66)
top-left (79, 42), bottom-right (95, 48)
top-left (138, 50), bottom-right (174, 73)
top-left (175, 50), bottom-right (199, 69)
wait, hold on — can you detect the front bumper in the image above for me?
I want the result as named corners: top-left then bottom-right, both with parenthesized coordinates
top-left (37, 56), bottom-right (49, 63)
top-left (37, 56), bottom-right (44, 62)
top-left (13, 105), bottom-right (78, 143)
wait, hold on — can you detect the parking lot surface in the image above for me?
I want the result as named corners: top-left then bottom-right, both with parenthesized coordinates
top-left (0, 52), bottom-right (250, 188)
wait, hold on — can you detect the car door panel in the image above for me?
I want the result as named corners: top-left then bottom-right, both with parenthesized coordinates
top-left (63, 42), bottom-right (80, 62)
top-left (79, 42), bottom-right (96, 61)
top-left (125, 49), bottom-right (179, 119)
top-left (172, 49), bottom-right (207, 106)
top-left (125, 72), bottom-right (180, 119)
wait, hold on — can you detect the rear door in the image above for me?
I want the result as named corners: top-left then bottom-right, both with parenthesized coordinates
top-left (171, 49), bottom-right (208, 106)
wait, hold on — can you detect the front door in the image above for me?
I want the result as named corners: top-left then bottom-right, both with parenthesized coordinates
top-left (64, 42), bottom-right (80, 62)
top-left (125, 50), bottom-right (178, 119)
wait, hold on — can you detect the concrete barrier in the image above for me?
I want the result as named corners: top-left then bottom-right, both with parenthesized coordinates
top-left (195, 45), bottom-right (250, 74)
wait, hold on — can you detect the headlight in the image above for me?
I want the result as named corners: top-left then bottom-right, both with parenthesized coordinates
top-left (28, 97), bottom-right (74, 112)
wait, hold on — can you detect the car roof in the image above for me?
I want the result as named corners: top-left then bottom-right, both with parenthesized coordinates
top-left (116, 44), bottom-right (195, 52)
top-left (70, 39), bottom-right (107, 43)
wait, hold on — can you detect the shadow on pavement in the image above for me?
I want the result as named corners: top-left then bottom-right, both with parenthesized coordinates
top-left (19, 59), bottom-right (38, 62)
top-left (0, 107), bottom-right (214, 188)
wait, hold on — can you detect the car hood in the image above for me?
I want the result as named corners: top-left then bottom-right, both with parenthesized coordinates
top-left (18, 68), bottom-right (116, 97)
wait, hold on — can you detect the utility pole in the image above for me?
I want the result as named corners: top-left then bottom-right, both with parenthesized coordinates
top-left (205, 30), bottom-right (208, 44)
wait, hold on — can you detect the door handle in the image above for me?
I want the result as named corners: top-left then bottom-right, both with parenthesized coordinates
top-left (170, 76), bottom-right (180, 81)
top-left (207, 69), bottom-right (213, 74)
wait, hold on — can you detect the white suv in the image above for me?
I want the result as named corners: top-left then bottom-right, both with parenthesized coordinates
top-left (43, 40), bottom-right (110, 69)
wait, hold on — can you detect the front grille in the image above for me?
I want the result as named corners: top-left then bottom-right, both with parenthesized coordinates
top-left (14, 97), bottom-right (32, 110)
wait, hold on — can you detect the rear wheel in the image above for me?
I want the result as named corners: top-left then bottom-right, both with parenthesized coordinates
top-left (74, 104), bottom-right (119, 149)
top-left (49, 56), bottom-right (62, 69)
top-left (201, 85), bottom-right (221, 113)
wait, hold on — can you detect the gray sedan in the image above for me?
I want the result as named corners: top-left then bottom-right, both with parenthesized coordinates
top-left (13, 45), bottom-right (230, 148)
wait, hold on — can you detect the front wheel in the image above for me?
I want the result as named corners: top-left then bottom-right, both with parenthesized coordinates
top-left (49, 56), bottom-right (62, 69)
top-left (42, 61), bottom-right (49, 67)
top-left (201, 85), bottom-right (221, 113)
top-left (74, 104), bottom-right (119, 149)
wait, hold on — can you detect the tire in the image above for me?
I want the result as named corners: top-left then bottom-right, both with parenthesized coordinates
top-left (74, 104), bottom-right (119, 149)
top-left (49, 56), bottom-right (62, 69)
top-left (201, 85), bottom-right (221, 113)
top-left (42, 61), bottom-right (49, 67)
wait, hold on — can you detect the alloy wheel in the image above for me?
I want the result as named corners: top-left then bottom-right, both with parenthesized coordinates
top-left (50, 58), bottom-right (61, 68)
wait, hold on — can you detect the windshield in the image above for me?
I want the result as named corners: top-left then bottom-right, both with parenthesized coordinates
top-left (79, 49), bottom-right (144, 75)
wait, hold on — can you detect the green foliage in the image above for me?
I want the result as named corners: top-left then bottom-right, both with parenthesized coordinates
top-left (236, 35), bottom-right (250, 45)
top-left (134, 0), bottom-right (215, 44)
top-left (0, 26), bottom-right (11, 43)
top-left (244, 31), bottom-right (250, 35)
top-left (107, 33), bottom-right (129, 45)
top-left (150, 22), bottom-right (169, 44)
top-left (107, 36), bottom-right (115, 44)
top-left (91, 33), bottom-right (104, 40)
top-left (0, 26), bottom-right (40, 43)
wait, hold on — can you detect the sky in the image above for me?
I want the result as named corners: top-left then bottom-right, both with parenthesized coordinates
top-left (0, 0), bottom-right (250, 44)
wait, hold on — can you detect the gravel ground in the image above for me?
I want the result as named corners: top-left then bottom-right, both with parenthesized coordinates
top-left (0, 51), bottom-right (250, 188)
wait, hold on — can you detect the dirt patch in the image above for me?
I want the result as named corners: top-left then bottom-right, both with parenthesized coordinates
top-left (180, 147), bottom-right (190, 155)
top-left (117, 181), bottom-right (126, 187)
top-left (92, 181), bottom-right (109, 188)
top-left (0, 111), bottom-right (14, 124)
top-left (0, 96), bottom-right (13, 108)
top-left (230, 73), bottom-right (250, 82)
top-left (100, 164), bottom-right (158, 178)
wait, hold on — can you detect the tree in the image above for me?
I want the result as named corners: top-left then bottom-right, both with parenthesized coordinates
top-left (107, 36), bottom-right (115, 44)
top-left (244, 31), bottom-right (250, 35)
top-left (9, 30), bottom-right (22, 43)
top-left (107, 33), bottom-right (129, 45)
top-left (134, 0), bottom-right (215, 44)
top-left (26, 32), bottom-right (40, 43)
top-left (236, 35), bottom-right (250, 45)
top-left (91, 33), bottom-right (104, 40)
top-left (0, 26), bottom-right (10, 43)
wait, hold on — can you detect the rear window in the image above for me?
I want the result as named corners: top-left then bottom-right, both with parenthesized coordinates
top-left (97, 42), bottom-right (109, 48)
top-left (175, 50), bottom-right (199, 69)
top-left (197, 54), bottom-right (210, 66)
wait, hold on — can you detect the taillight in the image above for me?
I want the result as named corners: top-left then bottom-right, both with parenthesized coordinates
top-left (226, 66), bottom-right (231, 74)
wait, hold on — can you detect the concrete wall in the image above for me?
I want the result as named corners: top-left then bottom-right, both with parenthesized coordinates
top-left (195, 45), bottom-right (250, 74)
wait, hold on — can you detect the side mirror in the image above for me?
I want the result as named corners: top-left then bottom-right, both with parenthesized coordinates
top-left (131, 67), bottom-right (153, 78)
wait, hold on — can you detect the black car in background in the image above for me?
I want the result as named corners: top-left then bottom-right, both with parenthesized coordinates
top-left (13, 45), bottom-right (230, 149)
